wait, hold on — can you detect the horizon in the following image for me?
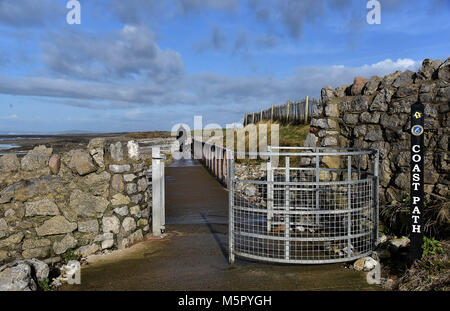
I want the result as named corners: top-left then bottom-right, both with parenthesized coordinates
top-left (0, 0), bottom-right (449, 134)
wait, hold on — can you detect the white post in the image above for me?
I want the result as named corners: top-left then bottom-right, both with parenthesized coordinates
top-left (152, 147), bottom-right (165, 235)
top-left (267, 146), bottom-right (274, 233)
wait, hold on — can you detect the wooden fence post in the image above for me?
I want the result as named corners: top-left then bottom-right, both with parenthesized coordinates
top-left (252, 112), bottom-right (255, 124)
top-left (286, 100), bottom-right (291, 123)
top-left (271, 105), bottom-right (274, 123)
top-left (305, 96), bottom-right (309, 124)
top-left (244, 112), bottom-right (248, 126)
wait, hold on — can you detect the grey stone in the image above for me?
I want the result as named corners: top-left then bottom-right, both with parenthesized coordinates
top-left (0, 153), bottom-right (20, 173)
top-left (362, 76), bottom-right (381, 95)
top-left (417, 58), bottom-right (442, 80)
top-left (365, 126), bottom-right (383, 141)
top-left (321, 137), bottom-right (338, 147)
top-left (48, 154), bottom-right (61, 175)
top-left (114, 206), bottom-right (129, 217)
top-left (111, 174), bottom-right (124, 193)
top-left (76, 244), bottom-right (100, 257)
top-left (137, 178), bottom-right (149, 192)
top-left (102, 216), bottom-right (120, 234)
top-left (303, 133), bottom-right (318, 147)
top-left (394, 172), bottom-right (409, 190)
top-left (128, 230), bottom-right (143, 245)
top-left (69, 190), bottom-right (109, 218)
top-left (36, 216), bottom-right (77, 237)
top-left (352, 96), bottom-right (369, 111)
top-left (78, 220), bottom-right (99, 233)
top-left (22, 238), bottom-right (51, 250)
top-left (321, 85), bottom-right (334, 103)
top-left (83, 171), bottom-right (111, 196)
top-left (94, 233), bottom-right (114, 243)
top-left (131, 194), bottom-right (142, 204)
top-left (0, 233), bottom-right (24, 248)
top-left (0, 262), bottom-right (36, 291)
top-left (343, 113), bottom-right (359, 125)
top-left (392, 70), bottom-right (415, 88)
top-left (127, 141), bottom-right (140, 160)
top-left (437, 57), bottom-right (450, 82)
top-left (334, 84), bottom-right (350, 97)
top-left (395, 84), bottom-right (416, 98)
top-left (127, 183), bottom-right (137, 195)
top-left (23, 259), bottom-right (49, 282)
top-left (88, 138), bottom-right (105, 168)
top-left (53, 234), bottom-right (78, 255)
top-left (111, 193), bottom-right (131, 206)
top-left (370, 88), bottom-right (393, 112)
top-left (0, 175), bottom-right (63, 204)
top-left (25, 198), bottom-right (60, 217)
top-left (123, 174), bottom-right (137, 182)
top-left (22, 247), bottom-right (50, 259)
top-left (69, 150), bottom-right (96, 176)
top-left (122, 217), bottom-right (136, 233)
top-left (21, 145), bottom-right (53, 171)
top-left (137, 219), bottom-right (148, 228)
top-left (110, 142), bottom-right (123, 162)
top-left (101, 239), bottom-right (114, 250)
top-left (353, 125), bottom-right (367, 138)
top-left (311, 118), bottom-right (330, 129)
top-left (0, 218), bottom-right (7, 232)
top-left (325, 103), bottom-right (339, 117)
top-left (389, 236), bottom-right (410, 249)
top-left (360, 111), bottom-right (380, 124)
top-left (109, 164), bottom-right (131, 173)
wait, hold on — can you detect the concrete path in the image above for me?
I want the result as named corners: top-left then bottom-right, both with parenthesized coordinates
top-left (62, 160), bottom-right (379, 291)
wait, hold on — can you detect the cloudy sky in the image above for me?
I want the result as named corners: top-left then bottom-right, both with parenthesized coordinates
top-left (0, 0), bottom-right (449, 134)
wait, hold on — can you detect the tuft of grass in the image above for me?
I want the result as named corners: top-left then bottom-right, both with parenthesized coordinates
top-left (63, 249), bottom-right (82, 264)
top-left (37, 278), bottom-right (55, 291)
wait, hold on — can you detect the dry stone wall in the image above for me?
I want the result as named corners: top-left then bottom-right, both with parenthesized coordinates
top-left (305, 58), bottom-right (449, 203)
top-left (0, 139), bottom-right (151, 264)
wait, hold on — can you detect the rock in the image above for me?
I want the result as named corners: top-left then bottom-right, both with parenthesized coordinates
top-left (0, 153), bottom-right (20, 173)
top-left (22, 247), bottom-right (51, 259)
top-left (128, 229), bottom-right (143, 245)
top-left (325, 103), bottom-right (339, 117)
top-left (76, 243), bottom-right (99, 257)
top-left (437, 57), bottom-right (450, 82)
top-left (53, 234), bottom-right (78, 255)
top-left (417, 58), bottom-right (442, 80)
top-left (25, 198), bottom-right (60, 217)
top-left (83, 171), bottom-right (111, 196)
top-left (109, 164), bottom-right (131, 173)
top-left (321, 85), bottom-right (334, 103)
top-left (102, 216), bottom-right (120, 234)
top-left (101, 239), bottom-right (114, 250)
top-left (351, 77), bottom-right (369, 95)
top-left (137, 219), bottom-right (148, 228)
top-left (114, 206), bottom-right (129, 217)
top-left (353, 125), bottom-right (367, 138)
top-left (127, 183), bottom-right (137, 194)
top-left (48, 154), bottom-right (61, 175)
top-left (111, 193), bottom-right (130, 206)
top-left (395, 84), bottom-right (416, 98)
top-left (69, 190), bottom-right (109, 218)
top-left (78, 219), bottom-right (99, 233)
top-left (0, 232), bottom-right (24, 248)
top-left (22, 238), bottom-right (51, 250)
top-left (21, 145), bottom-right (53, 171)
top-left (122, 217), bottom-right (136, 232)
top-left (69, 150), bottom-right (96, 176)
top-left (123, 174), bottom-right (137, 182)
top-left (365, 126), bottom-right (383, 141)
top-left (0, 175), bottom-right (63, 204)
top-left (36, 216), bottom-right (77, 236)
top-left (363, 76), bottom-right (382, 95)
top-left (93, 233), bottom-right (114, 243)
top-left (392, 70), bottom-right (415, 88)
top-left (131, 194), bottom-right (142, 204)
top-left (130, 205), bottom-right (141, 218)
top-left (127, 141), bottom-right (140, 160)
top-left (353, 258), bottom-right (365, 271)
top-left (137, 178), bottom-right (148, 192)
top-left (88, 138), bottom-right (105, 168)
top-left (363, 257), bottom-right (378, 271)
top-left (0, 218), bottom-right (8, 232)
top-left (343, 113), bottom-right (359, 125)
top-left (110, 142), bottom-right (123, 162)
top-left (335, 84), bottom-right (350, 97)
top-left (303, 133), bottom-right (318, 147)
top-left (389, 236), bottom-right (410, 250)
top-left (321, 137), bottom-right (338, 146)
top-left (394, 173), bottom-right (409, 190)
top-left (111, 174), bottom-right (125, 193)
top-left (0, 262), bottom-right (37, 291)
top-left (370, 88), bottom-right (393, 112)
top-left (322, 156), bottom-right (342, 169)
top-left (311, 118), bottom-right (330, 129)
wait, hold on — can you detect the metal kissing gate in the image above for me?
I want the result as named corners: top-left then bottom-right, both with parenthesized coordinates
top-left (228, 146), bottom-right (379, 265)
top-left (152, 147), bottom-right (166, 235)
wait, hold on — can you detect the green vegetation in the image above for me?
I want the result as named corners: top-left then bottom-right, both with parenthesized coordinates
top-left (37, 278), bottom-right (55, 291)
top-left (63, 249), bottom-right (82, 264)
top-left (422, 237), bottom-right (445, 259)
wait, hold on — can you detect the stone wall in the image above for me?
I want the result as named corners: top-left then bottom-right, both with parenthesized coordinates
top-left (0, 139), bottom-right (151, 264)
top-left (305, 58), bottom-right (449, 203)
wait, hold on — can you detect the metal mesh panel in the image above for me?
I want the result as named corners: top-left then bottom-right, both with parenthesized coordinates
top-left (230, 148), bottom-right (379, 264)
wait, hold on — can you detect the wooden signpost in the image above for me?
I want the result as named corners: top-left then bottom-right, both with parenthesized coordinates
top-left (409, 102), bottom-right (425, 263)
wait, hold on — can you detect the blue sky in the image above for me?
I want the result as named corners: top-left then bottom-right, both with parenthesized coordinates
top-left (0, 0), bottom-right (449, 134)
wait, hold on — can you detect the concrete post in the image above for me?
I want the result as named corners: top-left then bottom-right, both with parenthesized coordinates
top-left (152, 147), bottom-right (165, 235)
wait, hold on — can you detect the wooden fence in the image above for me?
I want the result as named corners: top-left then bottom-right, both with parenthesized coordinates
top-left (243, 96), bottom-right (321, 126)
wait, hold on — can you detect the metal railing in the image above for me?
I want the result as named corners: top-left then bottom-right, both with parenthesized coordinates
top-left (191, 140), bottom-right (379, 264)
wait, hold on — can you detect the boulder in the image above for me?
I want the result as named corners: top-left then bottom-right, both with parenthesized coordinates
top-left (417, 58), bottom-right (442, 80)
top-left (35, 216), bottom-right (77, 236)
top-left (392, 70), bottom-right (415, 88)
top-left (48, 154), bottom-right (61, 175)
top-left (53, 234), bottom-right (78, 255)
top-left (25, 198), bottom-right (60, 217)
top-left (68, 150), bottom-right (96, 176)
top-left (21, 145), bottom-right (53, 171)
top-left (0, 176), bottom-right (63, 204)
top-left (0, 259), bottom-right (49, 291)
top-left (0, 153), bottom-right (20, 173)
top-left (437, 57), bottom-right (450, 82)
top-left (69, 190), bottom-right (109, 218)
top-left (102, 216), bottom-right (120, 234)
top-left (362, 76), bottom-right (382, 95)
top-left (88, 138), bottom-right (105, 168)
top-left (350, 77), bottom-right (369, 95)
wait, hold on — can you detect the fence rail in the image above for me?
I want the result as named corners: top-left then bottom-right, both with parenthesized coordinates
top-left (244, 96), bottom-right (321, 126)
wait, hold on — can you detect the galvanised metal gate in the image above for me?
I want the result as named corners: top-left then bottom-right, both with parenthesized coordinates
top-left (229, 147), bottom-right (379, 264)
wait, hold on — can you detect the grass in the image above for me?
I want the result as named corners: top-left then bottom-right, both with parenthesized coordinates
top-left (126, 131), bottom-right (171, 140)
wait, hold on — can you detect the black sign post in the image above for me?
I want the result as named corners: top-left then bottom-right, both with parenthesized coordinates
top-left (409, 102), bottom-right (425, 264)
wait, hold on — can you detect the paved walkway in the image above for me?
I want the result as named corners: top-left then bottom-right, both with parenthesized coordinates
top-left (62, 160), bottom-right (378, 291)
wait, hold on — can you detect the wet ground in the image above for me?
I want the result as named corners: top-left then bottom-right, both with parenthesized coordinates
top-left (62, 159), bottom-right (379, 291)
